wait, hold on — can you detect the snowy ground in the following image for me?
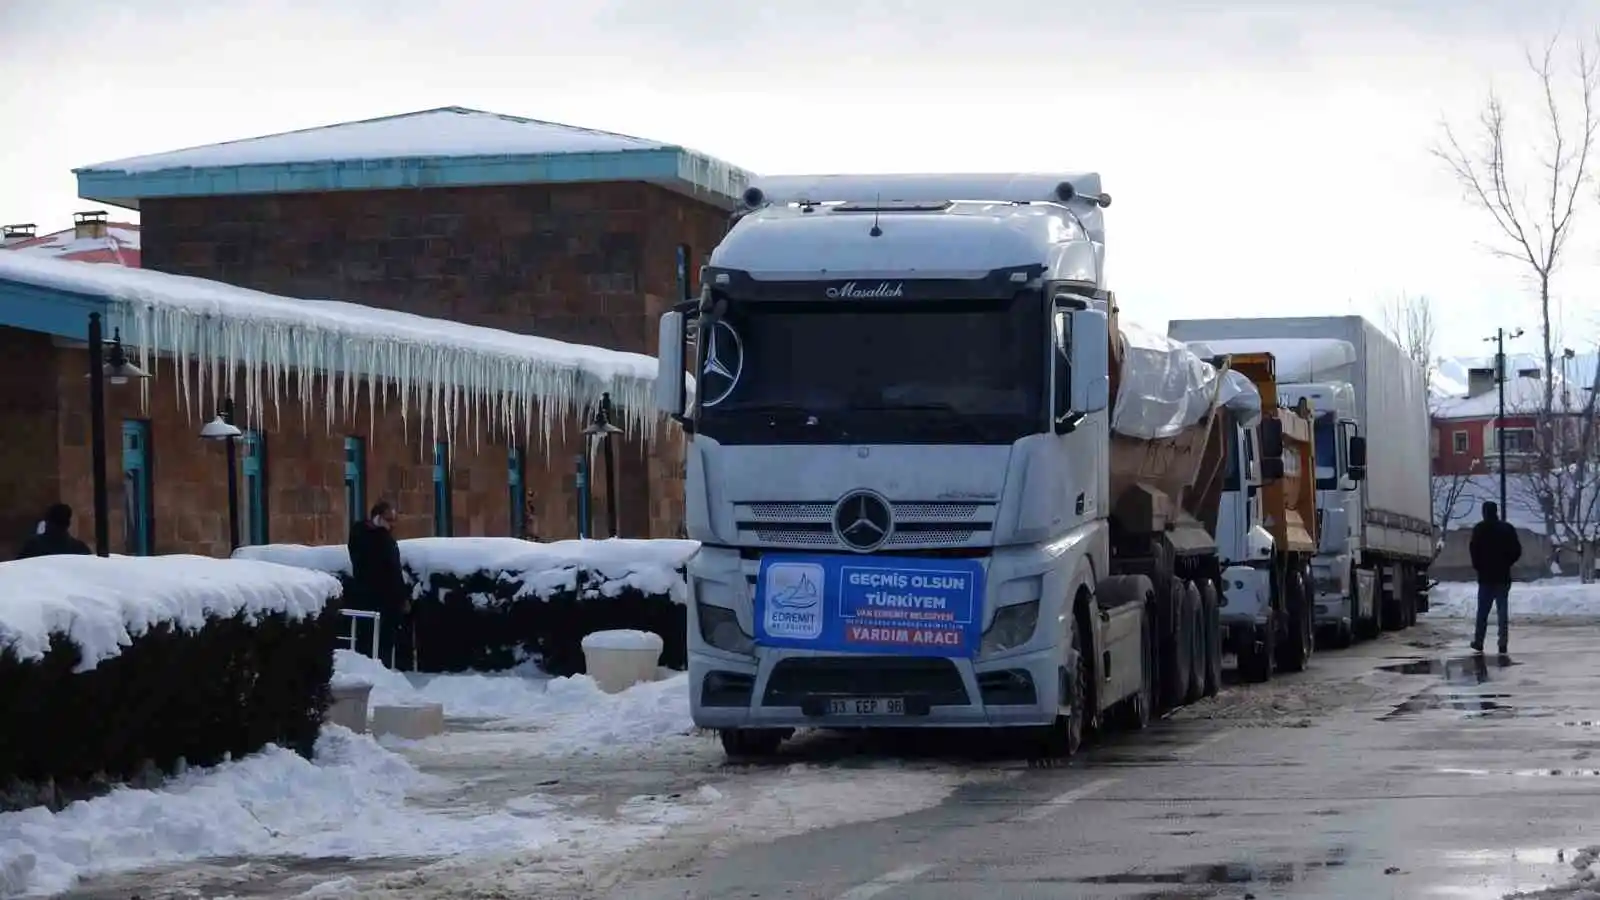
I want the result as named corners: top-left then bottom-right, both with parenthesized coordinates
top-left (5, 652), bottom-right (996, 899)
top-left (1425, 577), bottom-right (1600, 619)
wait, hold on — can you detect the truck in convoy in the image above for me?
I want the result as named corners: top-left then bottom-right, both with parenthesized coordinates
top-left (1166, 317), bottom-right (1434, 645)
top-left (1199, 351), bottom-right (1321, 682)
top-left (652, 173), bottom-right (1260, 759)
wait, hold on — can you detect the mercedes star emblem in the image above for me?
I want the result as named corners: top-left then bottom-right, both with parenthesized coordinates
top-left (832, 490), bottom-right (894, 552)
top-left (700, 320), bottom-right (744, 408)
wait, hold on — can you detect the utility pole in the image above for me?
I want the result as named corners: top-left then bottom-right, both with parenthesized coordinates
top-left (1486, 326), bottom-right (1525, 513)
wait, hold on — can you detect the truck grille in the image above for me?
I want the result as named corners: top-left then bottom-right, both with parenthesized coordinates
top-left (762, 657), bottom-right (970, 706)
top-left (736, 500), bottom-right (994, 550)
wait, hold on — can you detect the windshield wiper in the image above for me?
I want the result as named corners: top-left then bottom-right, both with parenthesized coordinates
top-left (714, 401), bottom-right (822, 425)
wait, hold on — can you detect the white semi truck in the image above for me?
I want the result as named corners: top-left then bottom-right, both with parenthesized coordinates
top-left (1166, 317), bottom-right (1434, 644)
top-left (653, 173), bottom-right (1259, 760)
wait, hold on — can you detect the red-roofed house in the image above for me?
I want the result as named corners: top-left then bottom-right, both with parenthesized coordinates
top-left (2, 211), bottom-right (141, 267)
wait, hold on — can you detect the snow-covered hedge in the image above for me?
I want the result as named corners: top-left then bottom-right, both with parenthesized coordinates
top-left (236, 537), bottom-right (699, 675)
top-left (0, 555), bottom-right (343, 812)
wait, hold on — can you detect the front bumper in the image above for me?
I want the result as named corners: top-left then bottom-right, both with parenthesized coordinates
top-left (689, 644), bottom-right (1067, 730)
top-left (1218, 564), bottom-right (1272, 629)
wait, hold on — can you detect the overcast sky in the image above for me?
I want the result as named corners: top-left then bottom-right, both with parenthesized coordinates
top-left (3, 0), bottom-right (1599, 356)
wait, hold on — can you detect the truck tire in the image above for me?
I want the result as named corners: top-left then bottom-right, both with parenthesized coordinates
top-left (1184, 581), bottom-right (1206, 705)
top-left (1200, 579), bottom-right (1223, 698)
top-left (1035, 616), bottom-right (1090, 759)
top-left (719, 728), bottom-right (787, 760)
top-left (1277, 564), bottom-right (1314, 674)
top-left (1239, 620), bottom-right (1274, 683)
top-left (1162, 578), bottom-right (1194, 710)
top-left (1403, 565), bottom-right (1420, 628)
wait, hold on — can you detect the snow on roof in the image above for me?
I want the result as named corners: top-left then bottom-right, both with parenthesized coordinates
top-left (77, 107), bottom-right (673, 175)
top-left (1432, 374), bottom-right (1561, 419)
top-left (0, 554), bottom-right (339, 669)
top-left (236, 537), bottom-right (700, 602)
top-left (1, 222), bottom-right (140, 267)
top-left (0, 252), bottom-right (675, 444)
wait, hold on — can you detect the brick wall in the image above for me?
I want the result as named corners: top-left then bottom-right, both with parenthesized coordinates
top-left (138, 180), bottom-right (722, 541)
top-left (0, 328), bottom-right (64, 555)
top-left (33, 345), bottom-right (626, 558)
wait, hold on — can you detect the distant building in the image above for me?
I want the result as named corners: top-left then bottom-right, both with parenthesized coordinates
top-left (1430, 363), bottom-right (1548, 476)
top-left (0, 106), bottom-right (752, 557)
top-left (2, 212), bottom-right (140, 266)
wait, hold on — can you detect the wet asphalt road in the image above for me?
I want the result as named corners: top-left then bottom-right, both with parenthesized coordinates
top-left (607, 616), bottom-right (1600, 900)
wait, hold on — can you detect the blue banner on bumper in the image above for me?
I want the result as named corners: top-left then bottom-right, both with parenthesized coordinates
top-left (754, 553), bottom-right (986, 657)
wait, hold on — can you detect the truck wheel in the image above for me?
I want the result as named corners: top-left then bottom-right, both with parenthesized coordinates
top-left (1161, 579), bottom-right (1193, 710)
top-left (1403, 565), bottom-right (1420, 628)
top-left (1239, 622), bottom-right (1274, 683)
top-left (1036, 619), bottom-right (1089, 758)
top-left (719, 728), bottom-right (786, 760)
top-left (1117, 603), bottom-right (1156, 731)
top-left (1200, 579), bottom-right (1223, 698)
top-left (1276, 565), bottom-right (1313, 674)
top-left (1184, 581), bottom-right (1205, 705)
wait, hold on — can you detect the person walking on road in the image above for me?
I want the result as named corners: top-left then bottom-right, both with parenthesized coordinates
top-left (348, 500), bottom-right (413, 669)
top-left (1469, 500), bottom-right (1523, 655)
top-left (17, 503), bottom-right (92, 559)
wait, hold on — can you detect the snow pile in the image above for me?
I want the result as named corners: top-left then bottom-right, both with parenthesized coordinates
top-left (0, 726), bottom-right (609, 898)
top-left (0, 555), bottom-right (339, 669)
top-left (331, 651), bottom-right (692, 755)
top-left (1425, 579), bottom-right (1600, 618)
top-left (237, 537), bottom-right (699, 603)
top-left (0, 252), bottom-right (672, 447)
top-left (332, 650), bottom-right (556, 719)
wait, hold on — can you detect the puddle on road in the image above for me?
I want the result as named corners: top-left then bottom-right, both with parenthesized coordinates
top-left (1074, 847), bottom-right (1349, 895)
top-left (1377, 655), bottom-right (1531, 720)
top-left (1437, 766), bottom-right (1600, 778)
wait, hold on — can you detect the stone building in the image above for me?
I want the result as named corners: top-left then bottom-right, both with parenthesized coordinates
top-left (0, 107), bottom-right (749, 557)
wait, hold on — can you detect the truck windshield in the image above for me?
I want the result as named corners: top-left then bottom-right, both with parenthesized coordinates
top-left (696, 293), bottom-right (1043, 445)
top-left (1313, 414), bottom-right (1339, 490)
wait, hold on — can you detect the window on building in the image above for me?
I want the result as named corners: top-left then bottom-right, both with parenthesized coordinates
top-left (509, 445), bottom-right (526, 537)
top-left (433, 440), bottom-right (453, 537)
top-left (1452, 431), bottom-right (1469, 454)
top-left (120, 420), bottom-right (153, 556)
top-left (344, 436), bottom-right (366, 526)
top-left (1503, 427), bottom-right (1537, 454)
top-left (242, 431), bottom-right (268, 546)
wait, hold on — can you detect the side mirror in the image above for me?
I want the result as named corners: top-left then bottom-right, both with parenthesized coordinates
top-left (655, 311), bottom-right (686, 417)
top-left (1346, 432), bottom-right (1367, 483)
top-left (1053, 307), bottom-right (1111, 433)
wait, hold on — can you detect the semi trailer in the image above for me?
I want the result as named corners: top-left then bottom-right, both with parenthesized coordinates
top-left (653, 173), bottom-right (1259, 760)
top-left (1200, 351), bottom-right (1321, 682)
top-left (1167, 317), bottom-right (1434, 644)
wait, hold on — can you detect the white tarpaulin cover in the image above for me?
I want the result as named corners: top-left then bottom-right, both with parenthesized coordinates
top-left (1113, 323), bottom-right (1257, 440)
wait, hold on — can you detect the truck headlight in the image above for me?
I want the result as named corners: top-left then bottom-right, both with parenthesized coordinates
top-left (981, 600), bottom-right (1040, 656)
top-left (697, 603), bottom-right (755, 656)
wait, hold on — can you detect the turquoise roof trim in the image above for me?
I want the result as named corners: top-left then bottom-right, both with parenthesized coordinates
top-left (73, 106), bottom-right (753, 210)
top-left (0, 279), bottom-right (109, 340)
top-left (77, 147), bottom-right (751, 210)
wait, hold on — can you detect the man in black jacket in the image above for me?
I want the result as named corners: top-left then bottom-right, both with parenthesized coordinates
top-left (1469, 500), bottom-right (1523, 655)
top-left (18, 504), bottom-right (92, 559)
top-left (348, 501), bottom-right (413, 669)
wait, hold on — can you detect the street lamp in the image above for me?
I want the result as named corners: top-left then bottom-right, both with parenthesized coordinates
top-left (200, 397), bottom-right (243, 553)
top-left (86, 313), bottom-right (151, 556)
top-left (583, 392), bottom-right (624, 538)
top-left (1483, 326), bottom-right (1525, 514)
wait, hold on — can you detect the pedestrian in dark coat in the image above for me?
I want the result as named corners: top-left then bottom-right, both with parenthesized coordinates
top-left (17, 504), bottom-right (92, 559)
top-left (1468, 500), bottom-right (1523, 655)
top-left (347, 501), bottom-right (413, 669)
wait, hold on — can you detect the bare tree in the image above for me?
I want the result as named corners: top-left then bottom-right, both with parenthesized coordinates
top-left (1522, 346), bottom-right (1600, 581)
top-left (1433, 33), bottom-right (1600, 422)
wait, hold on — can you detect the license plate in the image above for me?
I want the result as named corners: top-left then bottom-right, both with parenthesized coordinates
top-left (827, 697), bottom-right (906, 716)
